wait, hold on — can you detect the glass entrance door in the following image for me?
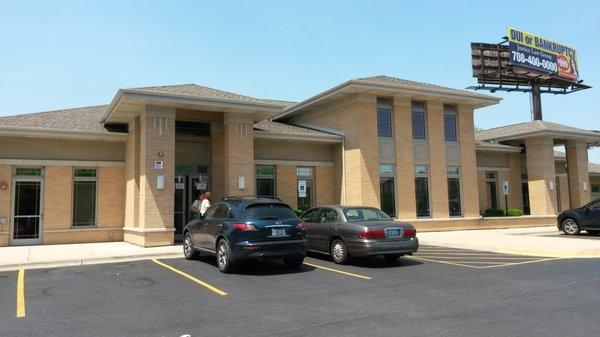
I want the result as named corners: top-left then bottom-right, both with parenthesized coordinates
top-left (12, 179), bottom-right (43, 245)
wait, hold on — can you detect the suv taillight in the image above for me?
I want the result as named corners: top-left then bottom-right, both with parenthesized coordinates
top-left (297, 221), bottom-right (307, 231)
top-left (233, 223), bottom-right (258, 231)
top-left (403, 227), bottom-right (417, 238)
top-left (359, 228), bottom-right (385, 240)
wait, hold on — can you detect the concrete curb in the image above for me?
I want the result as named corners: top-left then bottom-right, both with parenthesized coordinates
top-left (0, 252), bottom-right (185, 272)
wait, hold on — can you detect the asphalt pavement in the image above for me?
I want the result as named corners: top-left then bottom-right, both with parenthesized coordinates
top-left (1, 247), bottom-right (599, 337)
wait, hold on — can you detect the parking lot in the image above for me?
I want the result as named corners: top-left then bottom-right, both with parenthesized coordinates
top-left (1, 245), bottom-right (599, 337)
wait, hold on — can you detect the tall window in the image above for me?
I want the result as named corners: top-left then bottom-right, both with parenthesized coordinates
top-left (415, 165), bottom-right (430, 217)
top-left (377, 97), bottom-right (393, 138)
top-left (485, 172), bottom-right (498, 209)
top-left (412, 101), bottom-right (427, 140)
top-left (73, 168), bottom-right (97, 227)
top-left (379, 165), bottom-right (396, 217)
top-left (447, 166), bottom-right (462, 216)
top-left (444, 104), bottom-right (457, 142)
top-left (297, 167), bottom-right (314, 211)
top-left (256, 165), bottom-right (276, 198)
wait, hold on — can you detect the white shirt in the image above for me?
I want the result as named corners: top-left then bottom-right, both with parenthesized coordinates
top-left (200, 199), bottom-right (211, 215)
top-left (191, 199), bottom-right (202, 213)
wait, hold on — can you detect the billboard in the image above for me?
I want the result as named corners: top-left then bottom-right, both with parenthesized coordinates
top-left (507, 27), bottom-right (579, 82)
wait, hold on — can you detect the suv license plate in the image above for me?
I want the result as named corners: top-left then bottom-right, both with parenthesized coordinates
top-left (386, 228), bottom-right (401, 237)
top-left (272, 228), bottom-right (286, 237)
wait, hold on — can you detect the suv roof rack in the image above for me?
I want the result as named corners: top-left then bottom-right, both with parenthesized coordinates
top-left (222, 196), bottom-right (282, 201)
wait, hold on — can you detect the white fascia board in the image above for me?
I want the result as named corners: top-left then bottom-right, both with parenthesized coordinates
top-left (475, 144), bottom-right (522, 153)
top-left (275, 81), bottom-right (501, 120)
top-left (253, 130), bottom-right (343, 143)
top-left (103, 89), bottom-right (288, 123)
top-left (0, 126), bottom-right (128, 142)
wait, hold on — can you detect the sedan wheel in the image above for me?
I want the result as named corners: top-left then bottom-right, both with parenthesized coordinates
top-left (217, 240), bottom-right (235, 273)
top-left (561, 218), bottom-right (581, 235)
top-left (330, 239), bottom-right (350, 264)
top-left (183, 232), bottom-right (199, 260)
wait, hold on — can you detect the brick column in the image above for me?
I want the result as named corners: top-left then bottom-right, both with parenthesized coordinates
top-left (427, 101), bottom-right (449, 218)
top-left (0, 165), bottom-right (11, 246)
top-left (565, 140), bottom-right (591, 207)
top-left (125, 105), bottom-right (176, 247)
top-left (457, 105), bottom-right (479, 217)
top-left (393, 98), bottom-right (416, 219)
top-left (124, 117), bottom-right (140, 228)
top-left (210, 121), bottom-right (225, 201)
top-left (507, 152), bottom-right (524, 209)
top-left (525, 137), bottom-right (557, 215)
top-left (223, 112), bottom-right (255, 197)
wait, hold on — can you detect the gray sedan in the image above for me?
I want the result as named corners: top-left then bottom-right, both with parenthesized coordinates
top-left (300, 206), bottom-right (419, 264)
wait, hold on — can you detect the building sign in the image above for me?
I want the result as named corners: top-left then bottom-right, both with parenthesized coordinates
top-left (298, 180), bottom-right (307, 198)
top-left (507, 27), bottom-right (579, 81)
top-left (502, 181), bottom-right (509, 195)
top-left (154, 161), bottom-right (164, 170)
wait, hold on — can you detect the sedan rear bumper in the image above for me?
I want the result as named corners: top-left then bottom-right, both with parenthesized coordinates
top-left (232, 239), bottom-right (306, 260)
top-left (346, 237), bottom-right (419, 257)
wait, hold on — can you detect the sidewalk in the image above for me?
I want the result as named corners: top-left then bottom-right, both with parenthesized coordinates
top-left (418, 226), bottom-right (600, 258)
top-left (0, 242), bottom-right (183, 272)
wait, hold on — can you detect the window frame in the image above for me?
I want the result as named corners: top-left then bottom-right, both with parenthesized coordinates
top-left (377, 97), bottom-right (393, 138)
top-left (447, 166), bottom-right (462, 217)
top-left (414, 165), bottom-right (431, 218)
top-left (411, 101), bottom-right (427, 140)
top-left (443, 104), bottom-right (458, 142)
top-left (72, 167), bottom-right (98, 228)
top-left (256, 165), bottom-right (276, 198)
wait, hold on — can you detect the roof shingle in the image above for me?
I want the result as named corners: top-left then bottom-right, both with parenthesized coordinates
top-left (476, 120), bottom-right (600, 141)
top-left (0, 105), bottom-right (112, 133)
top-left (254, 120), bottom-right (340, 137)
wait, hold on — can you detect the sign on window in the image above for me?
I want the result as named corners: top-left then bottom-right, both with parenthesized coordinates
top-left (298, 180), bottom-right (307, 198)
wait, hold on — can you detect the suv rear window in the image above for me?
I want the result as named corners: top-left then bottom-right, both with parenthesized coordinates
top-left (243, 203), bottom-right (297, 220)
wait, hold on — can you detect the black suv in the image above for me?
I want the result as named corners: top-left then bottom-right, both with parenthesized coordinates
top-left (182, 197), bottom-right (307, 273)
top-left (557, 198), bottom-right (600, 235)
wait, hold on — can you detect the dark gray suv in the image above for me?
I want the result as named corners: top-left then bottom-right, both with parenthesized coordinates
top-left (182, 197), bottom-right (307, 273)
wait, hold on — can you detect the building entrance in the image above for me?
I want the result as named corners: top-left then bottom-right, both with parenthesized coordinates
top-left (174, 173), bottom-right (210, 241)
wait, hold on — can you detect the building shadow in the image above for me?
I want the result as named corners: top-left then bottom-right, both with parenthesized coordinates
top-left (196, 255), bottom-right (316, 276)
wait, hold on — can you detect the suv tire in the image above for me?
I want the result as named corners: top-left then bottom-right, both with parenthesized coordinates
top-left (216, 239), bottom-right (235, 273)
top-left (183, 232), bottom-right (200, 260)
top-left (561, 218), bottom-right (581, 235)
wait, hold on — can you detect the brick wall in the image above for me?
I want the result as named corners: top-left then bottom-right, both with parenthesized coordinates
top-left (427, 102), bottom-right (449, 218)
top-left (457, 105), bottom-right (479, 217)
top-left (394, 99), bottom-right (416, 218)
top-left (43, 166), bottom-right (72, 231)
top-left (98, 166), bottom-right (125, 228)
top-left (0, 165), bottom-right (11, 246)
top-left (276, 165), bottom-right (297, 209)
top-left (315, 166), bottom-right (335, 206)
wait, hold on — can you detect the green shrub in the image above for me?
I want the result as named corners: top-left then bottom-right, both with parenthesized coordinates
top-left (293, 209), bottom-right (304, 217)
top-left (506, 208), bottom-right (524, 217)
top-left (484, 208), bottom-right (505, 217)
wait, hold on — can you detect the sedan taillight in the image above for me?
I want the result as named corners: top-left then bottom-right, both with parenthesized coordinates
top-left (403, 227), bottom-right (417, 238)
top-left (233, 223), bottom-right (258, 231)
top-left (359, 228), bottom-right (385, 240)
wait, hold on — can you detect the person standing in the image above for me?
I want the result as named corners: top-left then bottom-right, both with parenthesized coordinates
top-left (191, 193), bottom-right (204, 215)
top-left (200, 191), bottom-right (212, 215)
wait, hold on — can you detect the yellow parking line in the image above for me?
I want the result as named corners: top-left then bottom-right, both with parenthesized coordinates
top-left (16, 269), bottom-right (26, 318)
top-left (406, 256), bottom-right (479, 268)
top-left (152, 259), bottom-right (228, 296)
top-left (303, 262), bottom-right (371, 280)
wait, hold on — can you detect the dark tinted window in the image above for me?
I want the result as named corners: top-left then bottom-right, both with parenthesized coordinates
top-left (318, 209), bottom-right (338, 223)
top-left (343, 208), bottom-right (391, 222)
top-left (203, 205), bottom-right (218, 220)
top-left (243, 203), bottom-right (297, 220)
top-left (377, 97), bottom-right (393, 138)
top-left (589, 200), bottom-right (600, 210)
top-left (301, 208), bottom-right (319, 222)
top-left (444, 114), bottom-right (457, 141)
top-left (213, 204), bottom-right (234, 219)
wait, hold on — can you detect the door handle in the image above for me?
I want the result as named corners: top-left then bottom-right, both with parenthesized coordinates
top-left (217, 224), bottom-right (223, 228)
top-left (328, 227), bottom-right (335, 231)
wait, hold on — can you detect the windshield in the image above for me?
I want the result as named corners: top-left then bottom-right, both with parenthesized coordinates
top-left (243, 203), bottom-right (297, 220)
top-left (343, 208), bottom-right (391, 222)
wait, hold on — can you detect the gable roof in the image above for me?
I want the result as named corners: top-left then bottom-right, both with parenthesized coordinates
top-left (254, 120), bottom-right (342, 142)
top-left (274, 75), bottom-right (501, 121)
top-left (128, 84), bottom-right (296, 108)
top-left (0, 105), bottom-right (115, 134)
top-left (476, 120), bottom-right (600, 143)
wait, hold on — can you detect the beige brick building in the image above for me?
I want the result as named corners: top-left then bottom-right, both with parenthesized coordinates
top-left (0, 76), bottom-right (598, 247)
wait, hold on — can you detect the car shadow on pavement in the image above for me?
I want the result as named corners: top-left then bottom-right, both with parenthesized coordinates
top-left (196, 255), bottom-right (316, 276)
top-left (306, 252), bottom-right (423, 269)
top-left (535, 233), bottom-right (600, 239)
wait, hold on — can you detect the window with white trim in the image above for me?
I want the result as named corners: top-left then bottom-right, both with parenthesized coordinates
top-left (72, 168), bottom-right (97, 227)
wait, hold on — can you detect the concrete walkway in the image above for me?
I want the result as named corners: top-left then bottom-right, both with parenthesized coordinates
top-left (0, 242), bottom-right (183, 272)
top-left (418, 226), bottom-right (600, 258)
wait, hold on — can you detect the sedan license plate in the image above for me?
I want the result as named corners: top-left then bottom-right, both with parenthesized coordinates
top-left (271, 228), bottom-right (286, 237)
top-left (386, 228), bottom-right (402, 237)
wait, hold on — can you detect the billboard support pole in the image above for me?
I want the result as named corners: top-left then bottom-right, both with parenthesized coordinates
top-left (531, 83), bottom-right (543, 121)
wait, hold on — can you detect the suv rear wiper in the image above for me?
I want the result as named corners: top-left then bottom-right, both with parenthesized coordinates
top-left (257, 216), bottom-right (278, 220)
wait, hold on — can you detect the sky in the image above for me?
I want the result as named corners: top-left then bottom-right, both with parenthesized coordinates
top-left (1, 0), bottom-right (599, 161)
